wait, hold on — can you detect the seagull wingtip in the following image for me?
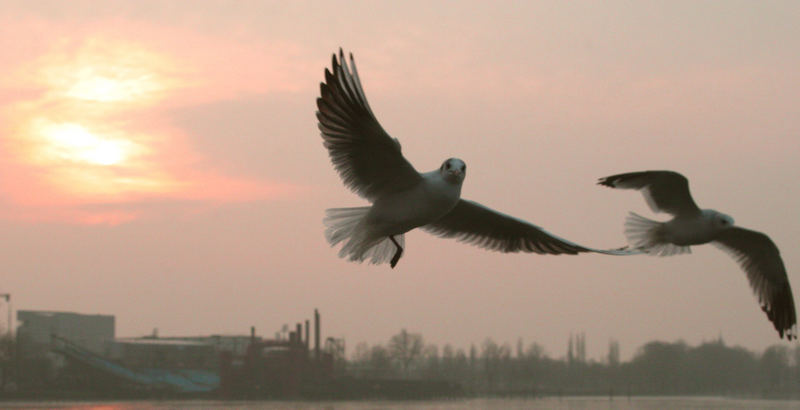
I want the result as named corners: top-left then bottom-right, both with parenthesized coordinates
top-left (597, 177), bottom-right (615, 187)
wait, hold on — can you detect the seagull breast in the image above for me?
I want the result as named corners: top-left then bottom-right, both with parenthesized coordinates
top-left (662, 209), bottom-right (729, 246)
top-left (365, 171), bottom-right (462, 236)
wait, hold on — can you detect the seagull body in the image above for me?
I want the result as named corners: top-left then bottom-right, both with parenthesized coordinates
top-left (631, 209), bottom-right (729, 252)
top-left (367, 167), bottom-right (463, 234)
top-left (317, 49), bottom-right (629, 268)
top-left (327, 162), bottom-right (465, 266)
top-left (658, 209), bottom-right (729, 246)
top-left (599, 170), bottom-right (797, 339)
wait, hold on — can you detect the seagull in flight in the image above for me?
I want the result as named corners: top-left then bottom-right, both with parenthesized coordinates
top-left (598, 170), bottom-right (796, 340)
top-left (316, 49), bottom-right (629, 268)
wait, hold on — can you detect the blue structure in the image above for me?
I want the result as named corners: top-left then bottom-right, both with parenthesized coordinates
top-left (52, 335), bottom-right (219, 393)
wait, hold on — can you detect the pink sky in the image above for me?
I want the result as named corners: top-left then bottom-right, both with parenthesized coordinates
top-left (1, 1), bottom-right (799, 360)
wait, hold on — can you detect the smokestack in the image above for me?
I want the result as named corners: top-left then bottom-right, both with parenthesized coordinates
top-left (296, 323), bottom-right (302, 345)
top-left (314, 308), bottom-right (320, 361)
top-left (305, 320), bottom-right (310, 351)
top-left (250, 326), bottom-right (255, 343)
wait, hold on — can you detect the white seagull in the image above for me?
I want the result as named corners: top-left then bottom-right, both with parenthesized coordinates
top-left (316, 49), bottom-right (629, 268)
top-left (598, 170), bottom-right (796, 340)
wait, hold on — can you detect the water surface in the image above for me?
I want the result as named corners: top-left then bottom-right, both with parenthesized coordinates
top-left (4, 397), bottom-right (800, 410)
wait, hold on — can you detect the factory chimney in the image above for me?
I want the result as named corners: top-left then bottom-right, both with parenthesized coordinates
top-left (296, 323), bottom-right (302, 345)
top-left (304, 320), bottom-right (310, 351)
top-left (314, 308), bottom-right (320, 361)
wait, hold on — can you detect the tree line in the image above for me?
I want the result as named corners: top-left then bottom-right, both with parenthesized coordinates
top-left (345, 329), bottom-right (800, 397)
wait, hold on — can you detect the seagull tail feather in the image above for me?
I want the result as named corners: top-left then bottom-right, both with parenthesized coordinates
top-left (324, 207), bottom-right (370, 246)
top-left (624, 212), bottom-right (690, 257)
top-left (324, 207), bottom-right (405, 266)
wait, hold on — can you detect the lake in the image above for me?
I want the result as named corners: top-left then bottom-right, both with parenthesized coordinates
top-left (3, 397), bottom-right (800, 410)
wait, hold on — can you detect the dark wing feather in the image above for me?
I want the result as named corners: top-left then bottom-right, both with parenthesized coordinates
top-left (713, 227), bottom-right (797, 340)
top-left (317, 49), bottom-right (421, 201)
top-left (422, 199), bottom-right (632, 255)
top-left (598, 170), bottom-right (701, 217)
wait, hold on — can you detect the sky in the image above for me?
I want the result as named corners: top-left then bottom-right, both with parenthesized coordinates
top-left (1, 0), bottom-right (799, 361)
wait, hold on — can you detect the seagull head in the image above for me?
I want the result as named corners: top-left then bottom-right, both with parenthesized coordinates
top-left (440, 158), bottom-right (466, 183)
top-left (705, 209), bottom-right (735, 230)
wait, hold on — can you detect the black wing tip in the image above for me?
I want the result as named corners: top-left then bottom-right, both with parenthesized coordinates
top-left (596, 171), bottom-right (678, 187)
top-left (603, 170), bottom-right (686, 181)
top-left (780, 328), bottom-right (797, 340)
top-left (597, 176), bottom-right (616, 187)
top-left (333, 48), bottom-right (355, 67)
top-left (596, 171), bottom-right (642, 187)
top-left (778, 324), bottom-right (797, 340)
top-left (332, 48), bottom-right (356, 68)
top-left (763, 285), bottom-right (797, 340)
top-left (323, 68), bottom-right (335, 86)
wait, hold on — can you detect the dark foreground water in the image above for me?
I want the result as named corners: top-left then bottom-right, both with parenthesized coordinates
top-left (3, 397), bottom-right (800, 410)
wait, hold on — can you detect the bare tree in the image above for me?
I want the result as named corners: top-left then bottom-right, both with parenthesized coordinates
top-left (567, 333), bottom-right (574, 365)
top-left (388, 329), bottom-right (424, 378)
top-left (421, 344), bottom-right (440, 379)
top-left (481, 338), bottom-right (510, 390)
top-left (369, 345), bottom-right (394, 378)
top-left (608, 339), bottom-right (620, 367)
top-left (350, 342), bottom-right (371, 377)
top-left (576, 332), bottom-right (586, 364)
top-left (525, 342), bottom-right (546, 360)
top-left (761, 345), bottom-right (789, 388)
top-left (352, 342), bottom-right (370, 362)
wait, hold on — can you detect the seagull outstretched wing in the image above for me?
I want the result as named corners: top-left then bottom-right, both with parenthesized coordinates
top-left (422, 199), bottom-right (635, 255)
top-left (713, 227), bottom-right (797, 340)
top-left (316, 49), bottom-right (422, 201)
top-left (598, 170), bottom-right (700, 217)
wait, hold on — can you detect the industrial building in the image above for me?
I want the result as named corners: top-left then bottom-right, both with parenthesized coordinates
top-left (11, 308), bottom-right (336, 397)
top-left (16, 310), bottom-right (114, 357)
top-left (5, 307), bottom-right (458, 399)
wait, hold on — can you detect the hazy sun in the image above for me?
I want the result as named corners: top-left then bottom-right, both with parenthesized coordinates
top-left (2, 33), bottom-right (285, 223)
top-left (0, 36), bottom-right (195, 207)
top-left (34, 121), bottom-right (133, 166)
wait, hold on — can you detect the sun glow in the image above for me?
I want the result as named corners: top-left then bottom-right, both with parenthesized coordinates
top-left (36, 121), bottom-right (131, 166)
top-left (1, 37), bottom-right (181, 208)
top-left (66, 74), bottom-right (151, 102)
top-left (1, 26), bottom-right (295, 224)
top-left (36, 37), bottom-right (177, 105)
